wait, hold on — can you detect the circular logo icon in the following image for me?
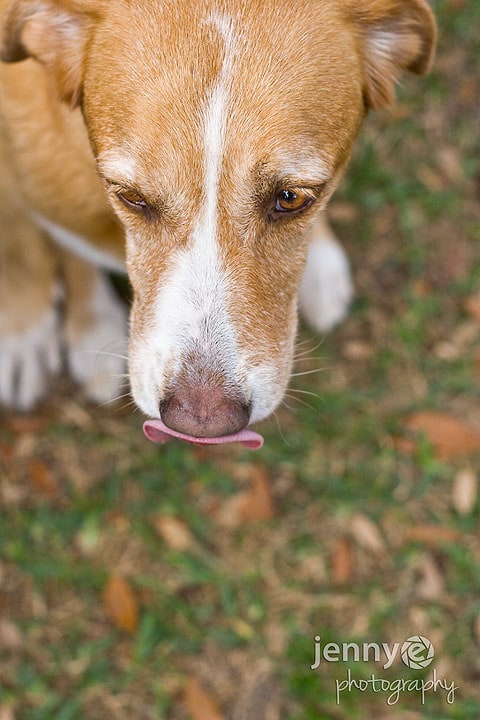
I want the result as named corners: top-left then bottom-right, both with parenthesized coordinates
top-left (401, 635), bottom-right (435, 669)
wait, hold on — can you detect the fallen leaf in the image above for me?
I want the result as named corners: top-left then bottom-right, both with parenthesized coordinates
top-left (457, 76), bottom-right (477, 105)
top-left (102, 574), bottom-right (138, 633)
top-left (0, 706), bottom-right (15, 720)
top-left (154, 515), bottom-right (193, 551)
top-left (474, 611), bottom-right (480, 645)
top-left (331, 537), bottom-right (353, 585)
top-left (435, 146), bottom-right (463, 184)
top-left (243, 466), bottom-right (275, 521)
top-left (215, 465), bottom-right (275, 528)
top-left (214, 492), bottom-right (249, 528)
top-left (29, 459), bottom-right (58, 497)
top-left (349, 514), bottom-right (385, 554)
top-left (405, 525), bottom-right (461, 546)
top-left (184, 677), bottom-right (225, 720)
top-left (342, 340), bottom-right (374, 361)
top-left (0, 442), bottom-right (14, 465)
top-left (0, 620), bottom-right (23, 650)
top-left (411, 278), bottom-right (432, 298)
top-left (415, 554), bottom-right (444, 600)
top-left (445, 0), bottom-right (468, 13)
top-left (5, 414), bottom-right (49, 434)
top-left (451, 468), bottom-right (478, 515)
top-left (417, 164), bottom-right (444, 192)
top-left (404, 412), bottom-right (480, 460)
top-left (464, 294), bottom-right (480, 323)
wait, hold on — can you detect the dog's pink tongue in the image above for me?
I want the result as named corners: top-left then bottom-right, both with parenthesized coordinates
top-left (143, 419), bottom-right (264, 450)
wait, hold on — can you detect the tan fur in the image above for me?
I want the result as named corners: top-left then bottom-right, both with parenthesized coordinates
top-left (0, 0), bottom-right (435, 422)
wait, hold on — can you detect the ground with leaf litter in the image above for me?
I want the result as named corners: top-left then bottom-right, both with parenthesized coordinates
top-left (1, 2), bottom-right (480, 718)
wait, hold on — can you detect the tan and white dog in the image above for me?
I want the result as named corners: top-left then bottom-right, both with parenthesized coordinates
top-left (0, 0), bottom-right (435, 445)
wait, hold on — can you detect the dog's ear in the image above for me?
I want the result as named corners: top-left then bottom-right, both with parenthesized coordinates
top-left (0, 0), bottom-right (94, 107)
top-left (351, 0), bottom-right (436, 110)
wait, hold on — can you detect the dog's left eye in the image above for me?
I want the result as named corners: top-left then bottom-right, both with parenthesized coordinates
top-left (116, 188), bottom-right (150, 213)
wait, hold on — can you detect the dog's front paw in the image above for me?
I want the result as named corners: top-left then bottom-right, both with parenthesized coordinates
top-left (299, 232), bottom-right (354, 334)
top-left (0, 307), bottom-right (61, 411)
top-left (66, 274), bottom-right (128, 405)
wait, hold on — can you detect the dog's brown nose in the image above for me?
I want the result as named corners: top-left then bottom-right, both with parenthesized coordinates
top-left (160, 387), bottom-right (251, 439)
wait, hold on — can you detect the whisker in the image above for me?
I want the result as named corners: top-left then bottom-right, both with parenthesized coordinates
top-left (284, 393), bottom-right (319, 414)
top-left (289, 387), bottom-right (322, 400)
top-left (291, 366), bottom-right (333, 378)
top-left (271, 411), bottom-right (291, 447)
top-left (119, 399), bottom-right (138, 414)
top-left (98, 391), bottom-right (134, 408)
top-left (63, 349), bottom-right (129, 361)
top-left (293, 336), bottom-right (327, 359)
top-left (100, 373), bottom-right (130, 380)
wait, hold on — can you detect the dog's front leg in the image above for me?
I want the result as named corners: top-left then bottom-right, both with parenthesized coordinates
top-left (61, 250), bottom-right (128, 406)
top-left (0, 217), bottom-right (61, 411)
top-left (299, 214), bottom-right (354, 333)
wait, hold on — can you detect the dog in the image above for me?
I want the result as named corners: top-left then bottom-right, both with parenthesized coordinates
top-left (0, 0), bottom-right (435, 445)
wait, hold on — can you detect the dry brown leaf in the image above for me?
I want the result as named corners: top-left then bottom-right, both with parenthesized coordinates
top-left (0, 442), bottom-right (14, 465)
top-left (464, 294), bottom-right (480, 323)
top-left (215, 465), bottom-right (275, 528)
top-left (214, 492), bottom-right (250, 528)
top-left (0, 620), bottom-right (23, 650)
top-left (458, 76), bottom-right (477, 105)
top-left (404, 412), bottom-right (480, 459)
top-left (436, 146), bottom-right (463, 184)
top-left (154, 515), bottom-right (193, 551)
top-left (404, 524), bottom-right (461, 546)
top-left (5, 414), bottom-right (49, 434)
top-left (102, 574), bottom-right (139, 633)
top-left (0, 707), bottom-right (15, 720)
top-left (350, 514), bottom-right (385, 554)
top-left (243, 466), bottom-right (275, 521)
top-left (474, 611), bottom-right (480, 645)
top-left (184, 677), bottom-right (225, 720)
top-left (417, 165), bottom-right (445, 192)
top-left (29, 459), bottom-right (58, 496)
top-left (331, 537), bottom-right (353, 585)
top-left (451, 468), bottom-right (478, 515)
top-left (342, 340), bottom-right (374, 361)
top-left (475, 349), bottom-right (480, 378)
top-left (411, 278), bottom-right (432, 298)
top-left (415, 554), bottom-right (444, 600)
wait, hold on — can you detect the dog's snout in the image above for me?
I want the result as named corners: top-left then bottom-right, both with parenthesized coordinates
top-left (160, 387), bottom-right (251, 439)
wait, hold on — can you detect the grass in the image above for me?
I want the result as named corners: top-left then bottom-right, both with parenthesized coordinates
top-left (1, 0), bottom-right (480, 717)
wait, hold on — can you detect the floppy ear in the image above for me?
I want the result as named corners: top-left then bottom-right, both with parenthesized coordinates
top-left (351, 0), bottom-right (436, 110)
top-left (0, 0), bottom-right (94, 107)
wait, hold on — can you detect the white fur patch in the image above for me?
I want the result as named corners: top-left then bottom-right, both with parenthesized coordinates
top-left (247, 364), bottom-right (288, 424)
top-left (367, 29), bottom-right (400, 64)
top-left (97, 150), bottom-right (138, 187)
top-left (274, 154), bottom-right (332, 186)
top-left (0, 305), bottom-right (61, 411)
top-left (299, 223), bottom-right (354, 333)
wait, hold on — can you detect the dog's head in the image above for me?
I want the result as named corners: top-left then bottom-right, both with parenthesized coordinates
top-left (0, 0), bottom-right (435, 439)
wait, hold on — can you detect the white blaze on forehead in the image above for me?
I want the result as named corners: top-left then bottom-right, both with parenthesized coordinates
top-left (201, 11), bottom-right (236, 245)
top-left (139, 13), bottom-right (240, 408)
